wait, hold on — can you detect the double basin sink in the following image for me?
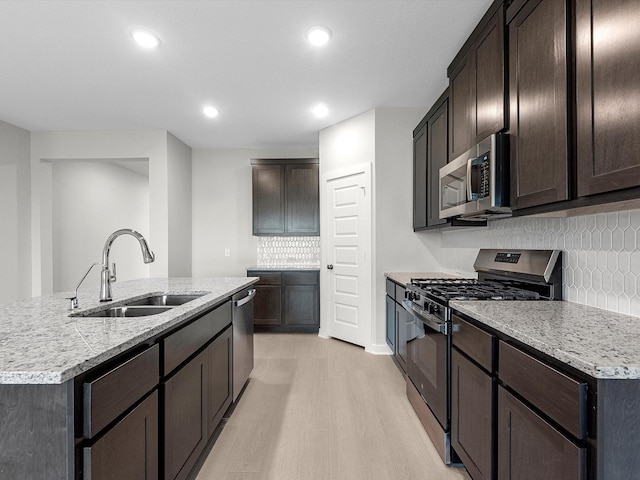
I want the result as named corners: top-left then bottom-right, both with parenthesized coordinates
top-left (72, 294), bottom-right (205, 318)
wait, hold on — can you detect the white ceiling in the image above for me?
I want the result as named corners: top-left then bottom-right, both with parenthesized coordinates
top-left (0, 0), bottom-right (492, 149)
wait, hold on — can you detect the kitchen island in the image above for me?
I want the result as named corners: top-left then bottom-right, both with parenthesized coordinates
top-left (0, 277), bottom-right (258, 480)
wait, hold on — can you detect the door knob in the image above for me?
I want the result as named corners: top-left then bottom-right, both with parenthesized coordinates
top-left (327, 264), bottom-right (334, 270)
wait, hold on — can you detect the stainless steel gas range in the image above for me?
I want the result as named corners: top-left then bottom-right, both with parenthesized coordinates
top-left (402, 249), bottom-right (562, 465)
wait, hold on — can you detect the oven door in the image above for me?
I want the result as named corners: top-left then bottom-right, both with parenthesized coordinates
top-left (403, 302), bottom-right (449, 431)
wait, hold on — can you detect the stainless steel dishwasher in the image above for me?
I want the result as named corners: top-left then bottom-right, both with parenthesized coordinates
top-left (232, 287), bottom-right (256, 401)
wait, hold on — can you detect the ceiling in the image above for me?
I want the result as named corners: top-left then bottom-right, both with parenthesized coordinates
top-left (0, 0), bottom-right (492, 149)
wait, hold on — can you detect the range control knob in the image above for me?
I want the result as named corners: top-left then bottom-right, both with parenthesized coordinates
top-left (432, 304), bottom-right (440, 314)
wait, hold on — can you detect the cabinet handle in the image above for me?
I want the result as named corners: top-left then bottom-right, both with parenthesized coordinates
top-left (327, 264), bottom-right (334, 270)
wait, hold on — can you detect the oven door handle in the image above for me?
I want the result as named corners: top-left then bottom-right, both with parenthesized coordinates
top-left (402, 300), bottom-right (448, 335)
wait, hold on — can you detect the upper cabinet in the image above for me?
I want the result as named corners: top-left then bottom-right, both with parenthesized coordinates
top-left (448, 1), bottom-right (506, 160)
top-left (576, 0), bottom-right (640, 197)
top-left (413, 89), bottom-right (449, 230)
top-left (252, 159), bottom-right (319, 236)
top-left (508, 0), bottom-right (570, 210)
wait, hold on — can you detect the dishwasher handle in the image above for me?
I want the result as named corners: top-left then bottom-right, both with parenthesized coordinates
top-left (234, 288), bottom-right (256, 307)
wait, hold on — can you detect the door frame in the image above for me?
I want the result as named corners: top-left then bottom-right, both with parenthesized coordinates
top-left (319, 162), bottom-right (373, 351)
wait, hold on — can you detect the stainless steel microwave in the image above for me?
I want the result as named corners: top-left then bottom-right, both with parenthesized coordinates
top-left (439, 133), bottom-right (510, 220)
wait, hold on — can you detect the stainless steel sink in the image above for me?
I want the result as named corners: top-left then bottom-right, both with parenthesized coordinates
top-left (123, 294), bottom-right (205, 307)
top-left (71, 293), bottom-right (205, 317)
top-left (77, 305), bottom-right (174, 317)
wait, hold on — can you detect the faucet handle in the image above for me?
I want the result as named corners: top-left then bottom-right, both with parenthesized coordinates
top-left (66, 296), bottom-right (79, 311)
top-left (110, 263), bottom-right (117, 282)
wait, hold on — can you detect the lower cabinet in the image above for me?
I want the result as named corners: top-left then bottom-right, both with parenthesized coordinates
top-left (206, 325), bottom-right (233, 434)
top-left (497, 386), bottom-right (586, 480)
top-left (451, 350), bottom-right (494, 480)
top-left (164, 350), bottom-right (208, 480)
top-left (83, 391), bottom-right (158, 480)
top-left (385, 278), bottom-right (407, 372)
top-left (248, 269), bottom-right (319, 332)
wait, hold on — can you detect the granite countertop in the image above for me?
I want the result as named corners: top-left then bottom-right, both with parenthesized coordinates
top-left (247, 265), bottom-right (320, 271)
top-left (385, 272), bottom-right (459, 285)
top-left (0, 277), bottom-right (258, 385)
top-left (451, 300), bottom-right (640, 380)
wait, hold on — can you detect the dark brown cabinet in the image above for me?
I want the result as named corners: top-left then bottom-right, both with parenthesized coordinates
top-left (576, 0), bottom-right (640, 197)
top-left (83, 391), bottom-right (159, 480)
top-left (448, 2), bottom-right (506, 160)
top-left (508, 0), bottom-right (570, 210)
top-left (164, 350), bottom-right (207, 480)
top-left (385, 278), bottom-right (408, 372)
top-left (206, 325), bottom-right (233, 436)
top-left (248, 269), bottom-right (319, 332)
top-left (413, 89), bottom-right (449, 230)
top-left (252, 159), bottom-right (319, 236)
top-left (498, 386), bottom-right (586, 480)
top-left (451, 315), bottom-right (496, 480)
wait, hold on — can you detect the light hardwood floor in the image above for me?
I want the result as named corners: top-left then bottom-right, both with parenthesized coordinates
top-left (196, 333), bottom-right (471, 480)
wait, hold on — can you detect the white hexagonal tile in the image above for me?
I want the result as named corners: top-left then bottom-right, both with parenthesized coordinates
top-left (596, 213), bottom-right (607, 231)
top-left (624, 272), bottom-right (636, 296)
top-left (630, 209), bottom-right (640, 229)
top-left (619, 252), bottom-right (630, 273)
top-left (612, 228), bottom-right (624, 250)
top-left (619, 211), bottom-right (630, 230)
top-left (607, 212), bottom-right (619, 230)
top-left (592, 270), bottom-right (602, 290)
top-left (613, 271), bottom-right (625, 292)
top-left (607, 293), bottom-right (619, 311)
top-left (602, 230), bottom-right (612, 250)
top-left (607, 251), bottom-right (618, 272)
top-left (591, 230), bottom-right (601, 250)
top-left (631, 251), bottom-right (640, 274)
top-left (596, 291), bottom-right (607, 309)
top-left (624, 228), bottom-right (636, 251)
top-left (596, 251), bottom-right (607, 271)
top-left (602, 271), bottom-right (613, 293)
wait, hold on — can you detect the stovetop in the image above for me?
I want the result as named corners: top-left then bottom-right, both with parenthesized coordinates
top-left (409, 278), bottom-right (542, 302)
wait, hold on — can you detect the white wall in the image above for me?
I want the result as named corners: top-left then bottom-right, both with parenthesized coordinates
top-left (191, 147), bottom-right (318, 277)
top-left (374, 108), bottom-right (441, 348)
top-left (51, 161), bottom-right (150, 293)
top-left (167, 133), bottom-right (192, 277)
top-left (0, 120), bottom-right (31, 301)
top-left (319, 108), bottom-right (443, 352)
top-left (30, 130), bottom-right (173, 296)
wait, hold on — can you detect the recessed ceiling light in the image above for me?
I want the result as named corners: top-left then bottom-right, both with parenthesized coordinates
top-left (312, 104), bottom-right (329, 118)
top-left (131, 28), bottom-right (160, 49)
top-left (306, 26), bottom-right (332, 46)
top-left (203, 106), bottom-right (219, 118)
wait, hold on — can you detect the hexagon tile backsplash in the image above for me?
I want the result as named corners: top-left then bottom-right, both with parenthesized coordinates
top-left (441, 208), bottom-right (640, 318)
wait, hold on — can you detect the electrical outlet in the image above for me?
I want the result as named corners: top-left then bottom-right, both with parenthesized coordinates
top-left (224, 249), bottom-right (230, 257)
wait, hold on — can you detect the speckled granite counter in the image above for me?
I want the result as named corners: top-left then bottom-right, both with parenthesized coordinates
top-left (0, 277), bottom-right (258, 384)
top-left (385, 272), bottom-right (458, 285)
top-left (451, 300), bottom-right (640, 380)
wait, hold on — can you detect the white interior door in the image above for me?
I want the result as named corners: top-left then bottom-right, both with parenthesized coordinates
top-left (321, 164), bottom-right (371, 348)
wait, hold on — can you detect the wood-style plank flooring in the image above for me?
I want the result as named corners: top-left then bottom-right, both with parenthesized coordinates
top-left (196, 333), bottom-right (471, 480)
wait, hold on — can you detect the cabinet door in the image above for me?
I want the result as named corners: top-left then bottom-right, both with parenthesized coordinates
top-left (509, 0), bottom-right (569, 210)
top-left (413, 122), bottom-right (428, 230)
top-left (253, 164), bottom-right (285, 235)
top-left (83, 391), bottom-right (158, 480)
top-left (498, 386), bottom-right (586, 480)
top-left (283, 284), bottom-right (319, 327)
top-left (164, 351), bottom-right (207, 480)
top-left (449, 55), bottom-right (473, 159)
top-left (451, 349), bottom-right (494, 480)
top-left (395, 302), bottom-right (408, 372)
top-left (252, 284), bottom-right (281, 326)
top-left (427, 97), bottom-right (449, 228)
top-left (286, 164), bottom-right (319, 235)
top-left (472, 9), bottom-right (506, 142)
top-left (385, 295), bottom-right (396, 354)
top-left (206, 326), bottom-right (232, 437)
top-left (576, 0), bottom-right (640, 196)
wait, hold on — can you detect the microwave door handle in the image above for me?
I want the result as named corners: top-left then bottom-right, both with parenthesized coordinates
top-left (466, 158), bottom-right (473, 201)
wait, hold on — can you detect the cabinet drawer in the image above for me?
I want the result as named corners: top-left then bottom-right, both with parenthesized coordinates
top-left (283, 271), bottom-right (318, 285)
top-left (247, 271), bottom-right (281, 285)
top-left (83, 344), bottom-right (159, 439)
top-left (163, 301), bottom-right (232, 375)
top-left (499, 341), bottom-right (587, 439)
top-left (386, 278), bottom-right (395, 297)
top-left (395, 284), bottom-right (406, 302)
top-left (452, 314), bottom-right (495, 372)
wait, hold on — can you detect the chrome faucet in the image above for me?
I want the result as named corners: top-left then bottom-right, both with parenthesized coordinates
top-left (100, 229), bottom-right (155, 302)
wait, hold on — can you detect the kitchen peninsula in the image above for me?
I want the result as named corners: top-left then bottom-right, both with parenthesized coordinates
top-left (0, 277), bottom-right (258, 480)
